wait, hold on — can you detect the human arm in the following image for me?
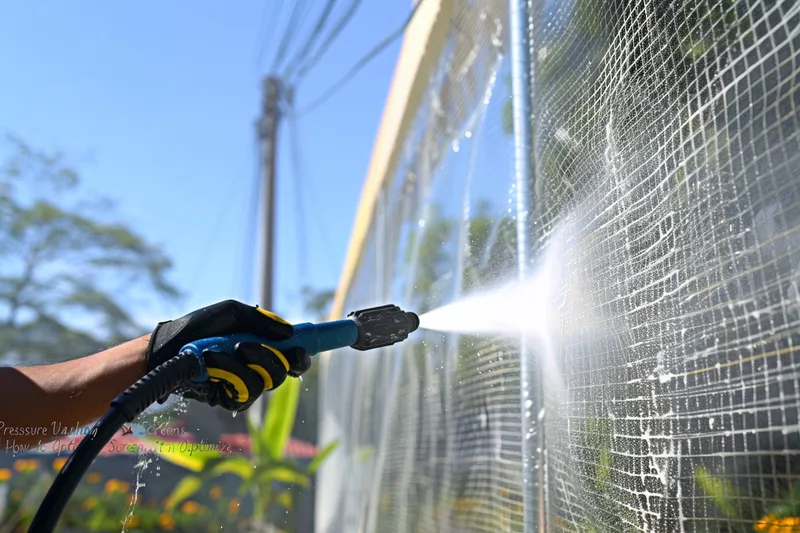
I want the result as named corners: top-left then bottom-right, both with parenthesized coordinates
top-left (0, 335), bottom-right (149, 447)
top-left (0, 300), bottom-right (311, 449)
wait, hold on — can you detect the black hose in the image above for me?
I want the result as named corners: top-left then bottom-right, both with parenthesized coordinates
top-left (29, 353), bottom-right (201, 533)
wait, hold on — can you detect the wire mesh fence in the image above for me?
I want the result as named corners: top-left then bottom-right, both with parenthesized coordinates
top-left (317, 0), bottom-right (800, 530)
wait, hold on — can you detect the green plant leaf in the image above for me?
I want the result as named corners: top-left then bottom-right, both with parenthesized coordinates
top-left (210, 457), bottom-right (257, 481)
top-left (262, 377), bottom-right (300, 460)
top-left (258, 465), bottom-right (310, 488)
top-left (165, 475), bottom-right (203, 510)
top-left (766, 503), bottom-right (795, 518)
top-left (139, 436), bottom-right (224, 472)
top-left (276, 490), bottom-right (294, 510)
top-left (308, 440), bottom-right (340, 474)
top-left (247, 414), bottom-right (261, 458)
top-left (695, 466), bottom-right (739, 518)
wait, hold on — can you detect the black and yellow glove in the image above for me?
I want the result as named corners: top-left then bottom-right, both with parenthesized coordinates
top-left (146, 299), bottom-right (311, 411)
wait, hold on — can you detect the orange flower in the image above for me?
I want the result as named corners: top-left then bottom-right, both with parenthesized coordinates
top-left (776, 517), bottom-right (800, 531)
top-left (82, 497), bottom-right (97, 511)
top-left (127, 493), bottom-right (139, 506)
top-left (228, 498), bottom-right (240, 515)
top-left (13, 459), bottom-right (39, 472)
top-left (209, 485), bottom-right (222, 500)
top-left (86, 472), bottom-right (102, 484)
top-left (0, 468), bottom-right (11, 482)
top-left (181, 500), bottom-right (201, 514)
top-left (158, 513), bottom-right (175, 530)
top-left (753, 514), bottom-right (800, 532)
top-left (105, 479), bottom-right (129, 493)
top-left (755, 515), bottom-right (774, 531)
top-left (52, 457), bottom-right (67, 471)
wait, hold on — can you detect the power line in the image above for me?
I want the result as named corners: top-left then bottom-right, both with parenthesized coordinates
top-left (285, 109), bottom-right (340, 280)
top-left (295, 0), bottom-right (425, 116)
top-left (188, 147), bottom-right (253, 293)
top-left (270, 0), bottom-right (312, 73)
top-left (291, 0), bottom-right (363, 84)
top-left (254, 0), bottom-right (285, 69)
top-left (282, 0), bottom-right (339, 79)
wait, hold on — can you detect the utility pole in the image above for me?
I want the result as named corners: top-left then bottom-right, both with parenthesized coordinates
top-left (258, 75), bottom-right (282, 312)
top-left (250, 75), bottom-right (283, 428)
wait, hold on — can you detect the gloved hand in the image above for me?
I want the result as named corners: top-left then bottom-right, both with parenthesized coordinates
top-left (146, 299), bottom-right (311, 411)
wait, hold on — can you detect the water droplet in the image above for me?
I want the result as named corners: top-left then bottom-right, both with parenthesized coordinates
top-left (232, 411), bottom-right (237, 418)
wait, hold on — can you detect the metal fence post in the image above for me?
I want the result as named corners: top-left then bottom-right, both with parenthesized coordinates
top-left (509, 0), bottom-right (542, 531)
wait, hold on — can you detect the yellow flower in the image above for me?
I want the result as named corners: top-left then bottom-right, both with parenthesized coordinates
top-left (0, 468), bottom-right (11, 482)
top-left (86, 472), bottom-right (102, 484)
top-left (276, 492), bottom-right (292, 509)
top-left (181, 500), bottom-right (201, 514)
top-left (82, 497), bottom-right (97, 511)
top-left (209, 485), bottom-right (222, 500)
top-left (228, 498), bottom-right (240, 515)
top-left (158, 513), bottom-right (175, 530)
top-left (52, 457), bottom-right (67, 471)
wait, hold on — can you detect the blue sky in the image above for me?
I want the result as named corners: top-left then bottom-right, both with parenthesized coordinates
top-left (0, 1), bottom-right (409, 326)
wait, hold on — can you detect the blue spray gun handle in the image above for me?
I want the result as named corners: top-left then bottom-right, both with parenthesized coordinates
top-left (178, 319), bottom-right (361, 383)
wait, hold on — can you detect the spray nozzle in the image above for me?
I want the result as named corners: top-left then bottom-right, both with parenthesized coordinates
top-left (348, 304), bottom-right (419, 350)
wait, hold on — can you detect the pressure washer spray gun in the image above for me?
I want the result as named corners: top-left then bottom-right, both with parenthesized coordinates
top-left (30, 304), bottom-right (419, 533)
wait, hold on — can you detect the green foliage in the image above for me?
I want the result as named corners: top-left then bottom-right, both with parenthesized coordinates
top-left (405, 206), bottom-right (455, 314)
top-left (403, 200), bottom-right (518, 315)
top-left (585, 418), bottom-right (613, 489)
top-left (0, 135), bottom-right (180, 362)
top-left (307, 440), bottom-right (339, 475)
top-left (262, 378), bottom-right (300, 460)
top-left (162, 377), bottom-right (339, 530)
top-left (0, 460), bottom-right (224, 532)
top-left (693, 466), bottom-right (800, 531)
top-left (164, 476), bottom-right (203, 510)
top-left (694, 466), bottom-right (739, 518)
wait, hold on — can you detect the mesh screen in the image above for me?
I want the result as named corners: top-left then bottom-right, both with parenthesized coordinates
top-left (317, 0), bottom-right (800, 531)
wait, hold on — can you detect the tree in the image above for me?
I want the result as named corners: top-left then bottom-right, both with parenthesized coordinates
top-left (300, 285), bottom-right (335, 321)
top-left (0, 135), bottom-right (180, 362)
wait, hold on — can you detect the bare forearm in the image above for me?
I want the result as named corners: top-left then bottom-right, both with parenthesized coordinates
top-left (0, 335), bottom-right (149, 447)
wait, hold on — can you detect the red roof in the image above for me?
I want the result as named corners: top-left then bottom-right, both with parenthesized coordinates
top-left (219, 433), bottom-right (319, 459)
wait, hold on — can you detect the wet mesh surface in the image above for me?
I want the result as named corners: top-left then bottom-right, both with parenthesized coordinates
top-left (316, 0), bottom-right (800, 531)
